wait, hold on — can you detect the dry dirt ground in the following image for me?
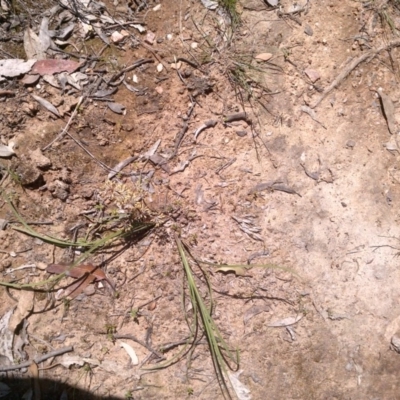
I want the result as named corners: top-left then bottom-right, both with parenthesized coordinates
top-left (2, 0), bottom-right (400, 399)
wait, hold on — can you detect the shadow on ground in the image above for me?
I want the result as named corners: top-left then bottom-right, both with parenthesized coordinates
top-left (1, 377), bottom-right (124, 400)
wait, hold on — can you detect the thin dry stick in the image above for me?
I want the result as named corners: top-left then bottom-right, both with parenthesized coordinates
top-left (42, 96), bottom-right (84, 151)
top-left (0, 346), bottom-right (73, 372)
top-left (311, 38), bottom-right (400, 109)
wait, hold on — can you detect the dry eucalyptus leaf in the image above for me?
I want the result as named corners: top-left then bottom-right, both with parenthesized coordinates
top-left (123, 80), bottom-right (139, 93)
top-left (255, 53), bottom-right (273, 61)
top-left (39, 17), bottom-right (52, 54)
top-left (31, 94), bottom-right (61, 117)
top-left (107, 102), bottom-right (126, 114)
top-left (92, 87), bottom-right (117, 98)
top-left (31, 59), bottom-right (81, 75)
top-left (24, 27), bottom-right (46, 60)
top-left (0, 144), bottom-right (15, 158)
top-left (0, 59), bottom-right (36, 78)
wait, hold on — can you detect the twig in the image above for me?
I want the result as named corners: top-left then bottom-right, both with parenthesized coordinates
top-left (42, 96), bottom-right (84, 151)
top-left (216, 158), bottom-right (236, 174)
top-left (224, 112), bottom-right (250, 123)
top-left (0, 346), bottom-right (73, 372)
top-left (109, 58), bottom-right (154, 83)
top-left (140, 43), bottom-right (168, 71)
top-left (311, 38), bottom-right (400, 109)
top-left (194, 120), bottom-right (218, 141)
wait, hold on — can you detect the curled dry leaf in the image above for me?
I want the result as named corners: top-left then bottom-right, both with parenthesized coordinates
top-left (119, 342), bottom-right (139, 365)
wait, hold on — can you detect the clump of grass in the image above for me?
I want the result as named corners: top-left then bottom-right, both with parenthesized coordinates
top-left (0, 190), bottom-right (154, 291)
top-left (218, 0), bottom-right (240, 28)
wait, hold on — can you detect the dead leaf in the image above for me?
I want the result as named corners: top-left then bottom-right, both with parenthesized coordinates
top-left (48, 23), bottom-right (75, 40)
top-left (107, 102), bottom-right (126, 114)
top-left (0, 59), bottom-right (36, 78)
top-left (47, 263), bottom-right (115, 290)
top-left (227, 370), bottom-right (252, 400)
top-left (119, 342), bottom-right (139, 365)
top-left (92, 87), bottom-right (118, 98)
top-left (0, 144), bottom-right (15, 158)
top-left (31, 59), bottom-right (81, 75)
top-left (21, 74), bottom-right (40, 85)
top-left (39, 17), bottom-right (52, 54)
top-left (43, 74), bottom-right (61, 88)
top-left (122, 80), bottom-right (140, 93)
top-left (31, 94), bottom-right (60, 117)
top-left (24, 27), bottom-right (46, 60)
top-left (93, 24), bottom-right (110, 45)
top-left (215, 265), bottom-right (247, 276)
top-left (255, 53), bottom-right (273, 61)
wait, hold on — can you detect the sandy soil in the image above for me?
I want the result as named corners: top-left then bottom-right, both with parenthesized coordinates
top-left (1, 0), bottom-right (400, 399)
